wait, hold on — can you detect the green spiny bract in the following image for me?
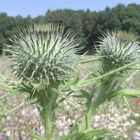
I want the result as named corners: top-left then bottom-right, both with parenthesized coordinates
top-left (97, 32), bottom-right (140, 72)
top-left (8, 24), bottom-right (80, 84)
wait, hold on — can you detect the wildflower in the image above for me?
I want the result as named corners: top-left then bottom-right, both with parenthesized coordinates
top-left (135, 99), bottom-right (140, 105)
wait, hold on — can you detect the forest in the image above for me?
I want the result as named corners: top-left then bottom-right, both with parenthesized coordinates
top-left (0, 3), bottom-right (140, 54)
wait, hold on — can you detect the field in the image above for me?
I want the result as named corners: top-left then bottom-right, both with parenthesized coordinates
top-left (0, 56), bottom-right (140, 140)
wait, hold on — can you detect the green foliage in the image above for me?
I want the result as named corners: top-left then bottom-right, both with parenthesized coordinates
top-left (1, 3), bottom-right (140, 54)
top-left (60, 129), bottom-right (111, 140)
top-left (116, 89), bottom-right (140, 97)
top-left (0, 13), bottom-right (33, 54)
top-left (45, 4), bottom-right (140, 53)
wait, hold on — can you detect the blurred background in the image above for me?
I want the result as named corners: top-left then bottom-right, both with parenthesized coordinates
top-left (0, 0), bottom-right (140, 54)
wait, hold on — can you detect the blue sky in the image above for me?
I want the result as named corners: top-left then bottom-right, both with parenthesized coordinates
top-left (0, 0), bottom-right (140, 17)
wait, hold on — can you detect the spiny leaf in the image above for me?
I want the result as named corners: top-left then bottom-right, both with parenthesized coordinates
top-left (116, 89), bottom-right (140, 97)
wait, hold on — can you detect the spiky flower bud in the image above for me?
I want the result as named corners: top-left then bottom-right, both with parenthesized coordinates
top-left (97, 32), bottom-right (140, 71)
top-left (8, 24), bottom-right (80, 84)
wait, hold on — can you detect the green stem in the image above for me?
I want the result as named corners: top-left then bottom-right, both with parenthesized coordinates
top-left (79, 91), bottom-right (108, 132)
top-left (86, 104), bottom-right (98, 129)
top-left (44, 112), bottom-right (54, 140)
top-left (37, 86), bottom-right (58, 140)
top-left (79, 100), bottom-right (99, 131)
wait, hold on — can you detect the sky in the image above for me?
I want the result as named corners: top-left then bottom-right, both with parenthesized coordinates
top-left (0, 0), bottom-right (140, 17)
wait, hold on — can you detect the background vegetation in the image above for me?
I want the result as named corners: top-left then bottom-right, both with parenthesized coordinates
top-left (0, 3), bottom-right (140, 54)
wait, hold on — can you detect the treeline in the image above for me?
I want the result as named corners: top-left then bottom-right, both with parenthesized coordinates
top-left (0, 3), bottom-right (140, 54)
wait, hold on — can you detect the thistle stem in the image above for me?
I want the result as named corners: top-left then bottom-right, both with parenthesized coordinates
top-left (44, 112), bottom-right (53, 140)
top-left (79, 91), bottom-right (108, 131)
top-left (79, 101), bottom-right (99, 131)
top-left (37, 86), bottom-right (58, 140)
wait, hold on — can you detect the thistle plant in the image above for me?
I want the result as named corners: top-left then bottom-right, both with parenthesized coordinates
top-left (78, 32), bottom-right (140, 133)
top-left (6, 24), bottom-right (80, 140)
top-left (93, 32), bottom-right (140, 113)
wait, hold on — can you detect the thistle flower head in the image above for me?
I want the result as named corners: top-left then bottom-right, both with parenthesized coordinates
top-left (8, 24), bottom-right (80, 84)
top-left (97, 32), bottom-right (140, 71)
